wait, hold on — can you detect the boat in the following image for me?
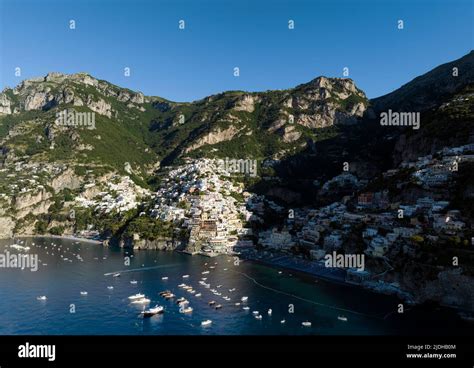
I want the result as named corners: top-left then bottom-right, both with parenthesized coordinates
top-left (113, 273), bottom-right (121, 277)
top-left (215, 304), bottom-right (223, 309)
top-left (255, 315), bottom-right (263, 320)
top-left (252, 311), bottom-right (259, 316)
top-left (178, 283), bottom-right (186, 288)
top-left (208, 301), bottom-right (216, 306)
top-left (161, 277), bottom-right (169, 280)
top-left (216, 285), bottom-right (222, 288)
top-left (241, 296), bottom-right (248, 302)
top-left (182, 275), bottom-right (190, 278)
top-left (107, 286), bottom-right (114, 290)
top-left (223, 296), bottom-right (231, 301)
top-left (132, 298), bottom-right (150, 304)
top-left (202, 271), bottom-right (210, 275)
top-left (201, 320), bottom-right (212, 326)
top-left (268, 309), bottom-right (272, 315)
top-left (235, 302), bottom-right (241, 306)
top-left (80, 291), bottom-right (88, 296)
top-left (141, 305), bottom-right (164, 317)
top-left (243, 306), bottom-right (250, 311)
top-left (176, 297), bottom-right (186, 304)
top-left (128, 293), bottom-right (145, 300)
top-left (181, 307), bottom-right (193, 314)
top-left (280, 320), bottom-right (286, 324)
top-left (37, 296), bottom-right (47, 301)
top-left (130, 280), bottom-right (138, 285)
top-left (195, 293), bottom-right (202, 297)
top-left (302, 321), bottom-right (312, 327)
top-left (164, 293), bottom-right (175, 300)
top-left (177, 300), bottom-right (189, 307)
top-left (159, 290), bottom-right (171, 296)
top-left (337, 315), bottom-right (348, 322)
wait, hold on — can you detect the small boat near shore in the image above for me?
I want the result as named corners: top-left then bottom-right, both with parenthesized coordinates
top-left (181, 307), bottom-right (193, 314)
top-left (132, 298), bottom-right (150, 304)
top-left (209, 301), bottom-right (216, 306)
top-left (128, 293), bottom-right (145, 300)
top-left (241, 296), bottom-right (248, 302)
top-left (141, 305), bottom-right (164, 317)
top-left (201, 319), bottom-right (212, 326)
top-left (113, 273), bottom-right (121, 278)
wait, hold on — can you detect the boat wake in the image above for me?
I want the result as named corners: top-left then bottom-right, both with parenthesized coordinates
top-left (104, 263), bottom-right (181, 276)
top-left (229, 269), bottom-right (387, 320)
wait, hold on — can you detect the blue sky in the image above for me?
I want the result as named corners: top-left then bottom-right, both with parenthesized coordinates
top-left (0, 0), bottom-right (472, 101)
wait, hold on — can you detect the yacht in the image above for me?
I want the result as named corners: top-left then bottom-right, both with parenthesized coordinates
top-left (128, 293), bottom-right (145, 300)
top-left (195, 293), bottom-right (202, 297)
top-left (202, 271), bottom-right (210, 275)
top-left (132, 298), bottom-right (150, 304)
top-left (201, 320), bottom-right (212, 326)
top-left (252, 311), bottom-right (260, 316)
top-left (141, 305), bottom-right (164, 317)
top-left (130, 280), bottom-right (138, 285)
top-left (37, 296), bottom-right (47, 301)
top-left (214, 304), bottom-right (223, 310)
top-left (255, 314), bottom-right (263, 320)
top-left (161, 277), bottom-right (169, 280)
top-left (107, 286), bottom-right (114, 290)
top-left (243, 306), bottom-right (250, 311)
top-left (80, 291), bottom-right (88, 296)
top-left (241, 296), bottom-right (248, 302)
top-left (182, 275), bottom-right (190, 278)
top-left (280, 320), bottom-right (286, 324)
top-left (181, 307), bottom-right (193, 314)
top-left (113, 273), bottom-right (121, 277)
top-left (338, 315), bottom-right (348, 322)
top-left (208, 301), bottom-right (216, 306)
top-left (302, 321), bottom-right (312, 327)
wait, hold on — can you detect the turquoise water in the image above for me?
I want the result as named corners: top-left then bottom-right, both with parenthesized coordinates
top-left (0, 237), bottom-right (468, 335)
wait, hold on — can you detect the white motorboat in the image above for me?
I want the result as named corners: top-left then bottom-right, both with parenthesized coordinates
top-left (80, 291), bottom-right (88, 296)
top-left (201, 319), bottom-right (212, 326)
top-left (37, 296), bottom-right (47, 301)
top-left (241, 296), bottom-right (248, 302)
top-left (161, 277), bottom-right (168, 280)
top-left (130, 280), bottom-right (138, 285)
top-left (195, 293), bottom-right (202, 297)
top-left (141, 305), bottom-right (164, 317)
top-left (132, 298), bottom-right (150, 304)
top-left (182, 275), bottom-right (190, 278)
top-left (281, 320), bottom-right (286, 324)
top-left (107, 286), bottom-right (114, 290)
top-left (255, 315), bottom-right (262, 320)
top-left (235, 302), bottom-right (241, 306)
top-left (243, 306), bottom-right (250, 310)
top-left (252, 311), bottom-right (260, 316)
top-left (268, 309), bottom-right (272, 315)
top-left (113, 273), bottom-right (120, 277)
top-left (302, 321), bottom-right (312, 327)
top-left (128, 293), bottom-right (145, 300)
top-left (202, 271), bottom-right (210, 275)
top-left (338, 315), bottom-right (348, 322)
top-left (181, 307), bottom-right (193, 314)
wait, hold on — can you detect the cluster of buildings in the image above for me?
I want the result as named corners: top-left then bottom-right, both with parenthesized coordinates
top-left (75, 175), bottom-right (149, 214)
top-left (256, 144), bottom-right (474, 280)
top-left (149, 158), bottom-right (254, 255)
